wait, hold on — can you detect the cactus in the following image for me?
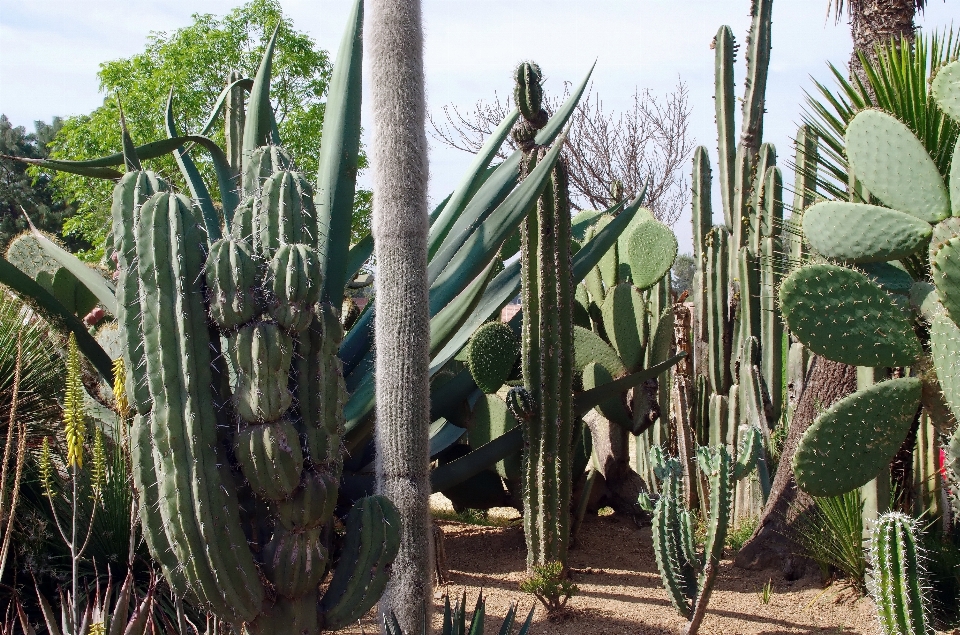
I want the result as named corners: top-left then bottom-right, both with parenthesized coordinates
top-left (686, 4), bottom-right (783, 518)
top-left (649, 443), bottom-right (754, 635)
top-left (111, 6), bottom-right (403, 632)
top-left (782, 60), bottom-right (960, 501)
top-left (869, 512), bottom-right (931, 635)
top-left (465, 321), bottom-right (520, 394)
top-left (514, 61), bottom-right (576, 571)
top-left (369, 0), bottom-right (433, 629)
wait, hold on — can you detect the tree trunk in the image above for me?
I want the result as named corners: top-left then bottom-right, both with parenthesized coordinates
top-left (583, 411), bottom-right (648, 515)
top-left (734, 356), bottom-right (857, 578)
top-left (370, 0), bottom-right (432, 631)
top-left (847, 0), bottom-right (917, 89)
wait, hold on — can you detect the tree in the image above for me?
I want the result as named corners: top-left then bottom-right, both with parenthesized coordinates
top-left (40, 0), bottom-right (370, 260)
top-left (828, 0), bottom-right (928, 88)
top-left (429, 82), bottom-right (693, 225)
top-left (0, 116), bottom-right (87, 252)
top-left (370, 0), bottom-right (433, 632)
top-left (671, 253), bottom-right (695, 298)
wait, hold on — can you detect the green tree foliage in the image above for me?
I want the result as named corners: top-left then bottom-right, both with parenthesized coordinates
top-left (671, 252), bottom-right (694, 297)
top-left (0, 116), bottom-right (87, 253)
top-left (41, 0), bottom-right (371, 259)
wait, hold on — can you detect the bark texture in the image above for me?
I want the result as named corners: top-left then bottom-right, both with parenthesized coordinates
top-left (370, 0), bottom-right (432, 631)
top-left (846, 0), bottom-right (918, 88)
top-left (734, 356), bottom-right (857, 577)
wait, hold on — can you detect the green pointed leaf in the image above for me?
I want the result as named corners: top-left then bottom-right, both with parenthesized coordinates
top-left (21, 216), bottom-right (116, 315)
top-left (0, 256), bottom-right (113, 383)
top-left (242, 23), bottom-right (281, 156)
top-left (317, 0), bottom-right (364, 302)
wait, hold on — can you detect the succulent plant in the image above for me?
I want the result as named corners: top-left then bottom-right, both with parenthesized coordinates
top-left (648, 438), bottom-right (758, 635)
top-left (869, 512), bottom-right (931, 635)
top-left (782, 61), bottom-right (960, 500)
top-left (688, 1), bottom-right (782, 506)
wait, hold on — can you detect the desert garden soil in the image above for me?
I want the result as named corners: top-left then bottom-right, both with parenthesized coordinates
top-left (339, 498), bottom-right (886, 635)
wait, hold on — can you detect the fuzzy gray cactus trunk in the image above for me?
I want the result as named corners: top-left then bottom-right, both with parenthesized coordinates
top-left (370, 0), bottom-right (433, 632)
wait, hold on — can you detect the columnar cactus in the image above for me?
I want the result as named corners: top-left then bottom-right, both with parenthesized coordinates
top-left (689, 0), bottom-right (784, 496)
top-left (781, 62), bottom-right (960, 501)
top-left (648, 436), bottom-right (758, 635)
top-left (514, 61), bottom-right (576, 571)
top-left (369, 0), bottom-right (433, 630)
top-left (869, 512), bottom-right (931, 635)
top-left (118, 6), bottom-right (402, 633)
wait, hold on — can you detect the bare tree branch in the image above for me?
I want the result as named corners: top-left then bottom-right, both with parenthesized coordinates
top-left (428, 80), bottom-right (694, 226)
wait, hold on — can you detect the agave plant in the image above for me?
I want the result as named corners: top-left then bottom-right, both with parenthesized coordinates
top-left (383, 591), bottom-right (534, 635)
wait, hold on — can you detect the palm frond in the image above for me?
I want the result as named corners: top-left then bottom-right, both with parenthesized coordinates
top-left (827, 0), bottom-right (929, 23)
top-left (799, 28), bottom-right (960, 203)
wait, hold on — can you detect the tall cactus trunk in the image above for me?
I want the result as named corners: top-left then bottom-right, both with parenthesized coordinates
top-left (513, 62), bottom-right (575, 573)
top-left (370, 0), bottom-right (433, 631)
top-left (520, 148), bottom-right (575, 572)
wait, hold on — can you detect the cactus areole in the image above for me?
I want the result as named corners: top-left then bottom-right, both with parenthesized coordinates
top-left (118, 4), bottom-right (403, 633)
top-left (514, 61), bottom-right (577, 572)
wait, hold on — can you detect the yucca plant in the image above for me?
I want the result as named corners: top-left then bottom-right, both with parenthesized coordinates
top-left (383, 591), bottom-right (534, 635)
top-left (790, 490), bottom-right (867, 592)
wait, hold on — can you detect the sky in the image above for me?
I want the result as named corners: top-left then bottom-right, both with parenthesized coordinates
top-left (1, 0), bottom-right (957, 253)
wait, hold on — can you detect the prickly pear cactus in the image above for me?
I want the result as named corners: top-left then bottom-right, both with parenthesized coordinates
top-left (783, 64), bottom-right (960, 498)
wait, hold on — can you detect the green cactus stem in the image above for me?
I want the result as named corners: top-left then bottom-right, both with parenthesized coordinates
top-left (516, 61), bottom-right (575, 572)
top-left (869, 512), bottom-right (931, 635)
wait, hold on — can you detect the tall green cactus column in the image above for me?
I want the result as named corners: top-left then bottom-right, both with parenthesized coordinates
top-left (869, 513), bottom-right (931, 635)
top-left (514, 62), bottom-right (576, 572)
top-left (370, 0), bottom-right (433, 631)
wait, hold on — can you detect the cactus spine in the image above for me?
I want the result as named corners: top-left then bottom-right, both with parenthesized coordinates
top-left (688, 1), bottom-right (781, 519)
top-left (869, 513), bottom-right (931, 635)
top-left (515, 61), bottom-right (576, 571)
top-left (370, 0), bottom-right (433, 631)
top-left (118, 6), bottom-right (403, 633)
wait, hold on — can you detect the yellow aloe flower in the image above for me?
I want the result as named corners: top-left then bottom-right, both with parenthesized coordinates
top-left (64, 333), bottom-right (86, 468)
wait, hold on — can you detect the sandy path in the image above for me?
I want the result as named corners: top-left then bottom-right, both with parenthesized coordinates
top-left (339, 508), bottom-right (880, 634)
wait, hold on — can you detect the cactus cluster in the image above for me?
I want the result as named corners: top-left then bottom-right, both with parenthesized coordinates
top-left (116, 7), bottom-right (400, 632)
top-left (782, 61), bottom-right (960, 508)
top-left (647, 434), bottom-right (759, 635)
top-left (688, 0), bottom-right (779, 516)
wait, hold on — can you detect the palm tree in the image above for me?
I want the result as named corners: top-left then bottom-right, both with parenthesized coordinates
top-left (828, 0), bottom-right (929, 87)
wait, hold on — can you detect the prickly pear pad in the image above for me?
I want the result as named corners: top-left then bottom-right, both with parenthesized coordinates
top-left (801, 202), bottom-right (932, 263)
top-left (931, 235), bottom-right (960, 325)
top-left (779, 264), bottom-right (922, 367)
top-left (625, 220), bottom-right (678, 291)
top-left (465, 321), bottom-right (520, 394)
top-left (846, 109), bottom-right (949, 223)
top-left (794, 377), bottom-right (921, 497)
top-left (931, 312), bottom-right (960, 423)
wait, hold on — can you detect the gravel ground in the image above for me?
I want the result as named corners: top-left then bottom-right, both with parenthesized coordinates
top-left (337, 497), bottom-right (888, 635)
